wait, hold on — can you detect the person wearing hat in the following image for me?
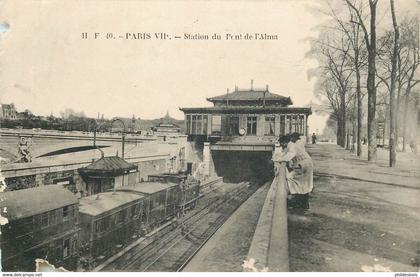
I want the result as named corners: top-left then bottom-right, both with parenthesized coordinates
top-left (272, 133), bottom-right (313, 211)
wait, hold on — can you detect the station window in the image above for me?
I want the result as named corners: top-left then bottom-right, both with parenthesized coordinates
top-left (212, 115), bottom-right (222, 134)
top-left (228, 116), bottom-right (239, 135)
top-left (203, 115), bottom-right (208, 134)
top-left (264, 116), bottom-right (275, 136)
top-left (280, 115), bottom-right (286, 135)
top-left (196, 115), bottom-right (202, 134)
top-left (247, 116), bottom-right (257, 135)
top-left (186, 115), bottom-right (191, 134)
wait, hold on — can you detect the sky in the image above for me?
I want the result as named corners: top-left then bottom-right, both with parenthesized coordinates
top-left (0, 0), bottom-right (418, 134)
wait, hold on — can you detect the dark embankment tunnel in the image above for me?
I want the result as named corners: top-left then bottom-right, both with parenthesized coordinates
top-left (211, 150), bottom-right (274, 184)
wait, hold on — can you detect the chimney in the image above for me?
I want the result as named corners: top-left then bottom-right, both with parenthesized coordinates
top-left (263, 87), bottom-right (267, 107)
top-left (226, 88), bottom-right (229, 106)
top-left (251, 80), bottom-right (254, 91)
top-left (266, 84), bottom-right (269, 92)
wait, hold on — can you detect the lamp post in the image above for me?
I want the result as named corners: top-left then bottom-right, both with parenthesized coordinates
top-left (111, 118), bottom-right (127, 159)
top-left (87, 119), bottom-right (101, 148)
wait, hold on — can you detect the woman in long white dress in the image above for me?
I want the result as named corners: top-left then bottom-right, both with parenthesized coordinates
top-left (272, 133), bottom-right (314, 210)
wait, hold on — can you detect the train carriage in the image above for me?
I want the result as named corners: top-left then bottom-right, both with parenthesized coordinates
top-left (116, 182), bottom-right (179, 231)
top-left (78, 192), bottom-right (146, 259)
top-left (0, 186), bottom-right (79, 272)
top-left (147, 173), bottom-right (201, 212)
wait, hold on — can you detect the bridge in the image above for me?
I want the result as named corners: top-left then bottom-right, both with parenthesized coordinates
top-left (0, 129), bottom-right (164, 161)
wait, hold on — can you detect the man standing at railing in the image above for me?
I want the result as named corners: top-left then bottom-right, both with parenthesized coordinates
top-left (272, 133), bottom-right (314, 211)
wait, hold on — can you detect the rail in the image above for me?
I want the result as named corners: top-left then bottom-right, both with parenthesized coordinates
top-left (244, 162), bottom-right (289, 272)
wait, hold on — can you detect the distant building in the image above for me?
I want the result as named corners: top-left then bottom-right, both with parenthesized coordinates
top-left (0, 103), bottom-right (18, 120)
top-left (153, 123), bottom-right (181, 133)
top-left (180, 84), bottom-right (312, 151)
top-left (0, 186), bottom-right (80, 271)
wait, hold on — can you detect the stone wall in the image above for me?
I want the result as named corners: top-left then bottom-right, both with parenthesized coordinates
top-left (4, 157), bottom-right (170, 193)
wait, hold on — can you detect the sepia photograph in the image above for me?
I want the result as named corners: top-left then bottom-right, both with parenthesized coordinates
top-left (0, 0), bottom-right (419, 274)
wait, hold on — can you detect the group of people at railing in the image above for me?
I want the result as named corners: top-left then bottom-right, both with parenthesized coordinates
top-left (272, 132), bottom-right (314, 212)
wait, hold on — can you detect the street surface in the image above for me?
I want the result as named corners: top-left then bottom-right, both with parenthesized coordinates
top-left (289, 144), bottom-right (420, 272)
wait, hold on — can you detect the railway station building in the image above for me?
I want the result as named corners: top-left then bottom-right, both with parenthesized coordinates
top-left (180, 84), bottom-right (311, 181)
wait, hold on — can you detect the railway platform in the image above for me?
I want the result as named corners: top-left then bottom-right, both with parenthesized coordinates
top-left (183, 181), bottom-right (271, 271)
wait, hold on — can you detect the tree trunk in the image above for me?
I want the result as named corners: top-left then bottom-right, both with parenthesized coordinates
top-left (356, 62), bottom-right (363, 156)
top-left (367, 1), bottom-right (378, 161)
top-left (402, 89), bottom-right (411, 152)
top-left (352, 99), bottom-right (357, 153)
top-left (389, 0), bottom-right (399, 167)
top-left (346, 129), bottom-right (351, 150)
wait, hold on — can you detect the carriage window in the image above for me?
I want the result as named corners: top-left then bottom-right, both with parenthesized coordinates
top-left (49, 210), bottom-right (57, 225)
top-left (63, 239), bottom-right (70, 258)
top-left (41, 213), bottom-right (49, 227)
top-left (116, 209), bottom-right (126, 224)
top-left (96, 217), bottom-right (110, 233)
top-left (63, 206), bottom-right (69, 221)
top-left (131, 205), bottom-right (137, 217)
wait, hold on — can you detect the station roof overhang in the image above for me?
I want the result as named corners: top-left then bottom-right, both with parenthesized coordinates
top-left (179, 106), bottom-right (312, 115)
top-left (78, 156), bottom-right (138, 177)
top-left (210, 142), bottom-right (275, 152)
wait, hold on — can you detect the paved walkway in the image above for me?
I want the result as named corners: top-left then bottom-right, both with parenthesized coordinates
top-left (289, 144), bottom-right (420, 272)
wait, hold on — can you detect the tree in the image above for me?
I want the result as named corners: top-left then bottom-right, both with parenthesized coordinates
top-left (329, 3), bottom-right (368, 156)
top-left (345, 0), bottom-right (379, 161)
top-left (401, 17), bottom-right (420, 151)
top-left (387, 0), bottom-right (399, 167)
top-left (307, 30), bottom-right (355, 147)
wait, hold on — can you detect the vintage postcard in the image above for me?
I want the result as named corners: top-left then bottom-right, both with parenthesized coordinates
top-left (0, 0), bottom-right (419, 275)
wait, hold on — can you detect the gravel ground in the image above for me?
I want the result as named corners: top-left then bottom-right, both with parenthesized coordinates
top-left (289, 144), bottom-right (420, 272)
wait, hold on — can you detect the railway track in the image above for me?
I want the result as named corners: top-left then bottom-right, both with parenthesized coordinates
top-left (99, 181), bottom-right (261, 272)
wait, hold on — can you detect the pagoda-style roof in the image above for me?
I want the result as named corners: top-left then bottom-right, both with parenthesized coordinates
top-left (207, 89), bottom-right (292, 106)
top-left (78, 156), bottom-right (138, 177)
top-left (180, 106), bottom-right (311, 115)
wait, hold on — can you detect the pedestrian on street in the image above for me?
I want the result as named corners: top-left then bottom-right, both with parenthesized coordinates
top-left (272, 133), bottom-right (314, 211)
top-left (312, 133), bottom-right (317, 144)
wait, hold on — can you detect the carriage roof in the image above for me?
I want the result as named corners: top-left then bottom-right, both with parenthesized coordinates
top-left (116, 181), bottom-right (178, 195)
top-left (79, 191), bottom-right (144, 217)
